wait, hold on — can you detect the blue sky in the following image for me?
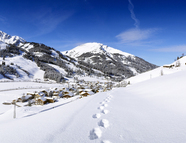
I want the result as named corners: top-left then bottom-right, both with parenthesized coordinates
top-left (1, 0), bottom-right (186, 66)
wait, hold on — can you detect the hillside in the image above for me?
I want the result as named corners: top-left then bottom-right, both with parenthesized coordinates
top-left (63, 42), bottom-right (158, 80)
top-left (0, 55), bottom-right (186, 143)
top-left (127, 55), bottom-right (186, 84)
top-left (0, 31), bottom-right (105, 82)
top-left (0, 31), bottom-right (157, 82)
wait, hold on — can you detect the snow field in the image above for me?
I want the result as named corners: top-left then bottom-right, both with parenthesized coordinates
top-left (89, 93), bottom-right (113, 143)
top-left (0, 55), bottom-right (45, 81)
top-left (128, 56), bottom-right (186, 85)
top-left (1, 60), bottom-right (186, 142)
top-left (0, 82), bottom-right (63, 115)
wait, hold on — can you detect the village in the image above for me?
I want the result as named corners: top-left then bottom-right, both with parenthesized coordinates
top-left (3, 78), bottom-right (128, 107)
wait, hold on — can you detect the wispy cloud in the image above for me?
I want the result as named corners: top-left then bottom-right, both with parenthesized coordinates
top-left (152, 45), bottom-right (186, 52)
top-left (0, 15), bottom-right (7, 24)
top-left (116, 28), bottom-right (158, 44)
top-left (30, 9), bottom-right (74, 37)
top-left (128, 0), bottom-right (139, 28)
top-left (116, 0), bottom-right (160, 46)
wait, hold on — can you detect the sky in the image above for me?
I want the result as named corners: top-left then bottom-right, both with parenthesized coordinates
top-left (1, 0), bottom-right (186, 66)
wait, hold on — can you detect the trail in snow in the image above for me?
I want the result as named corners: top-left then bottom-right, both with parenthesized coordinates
top-left (89, 93), bottom-right (113, 143)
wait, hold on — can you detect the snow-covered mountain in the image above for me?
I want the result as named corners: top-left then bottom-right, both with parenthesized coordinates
top-left (0, 31), bottom-right (157, 82)
top-left (0, 31), bottom-right (25, 46)
top-left (63, 42), bottom-right (132, 58)
top-left (0, 31), bottom-right (97, 82)
top-left (63, 42), bottom-right (158, 79)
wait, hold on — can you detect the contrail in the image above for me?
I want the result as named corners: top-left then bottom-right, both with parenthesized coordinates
top-left (128, 0), bottom-right (140, 28)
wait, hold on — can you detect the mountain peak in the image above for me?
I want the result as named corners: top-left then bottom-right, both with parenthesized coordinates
top-left (63, 42), bottom-right (133, 58)
top-left (0, 30), bottom-right (26, 45)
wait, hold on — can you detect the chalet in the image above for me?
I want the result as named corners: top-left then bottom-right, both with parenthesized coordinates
top-left (34, 93), bottom-right (41, 99)
top-left (22, 95), bottom-right (33, 102)
top-left (41, 90), bottom-right (48, 96)
top-left (35, 97), bottom-right (47, 105)
top-left (53, 93), bottom-right (59, 96)
top-left (63, 91), bottom-right (74, 98)
top-left (46, 97), bottom-right (55, 103)
top-left (38, 91), bottom-right (45, 97)
top-left (17, 97), bottom-right (23, 102)
top-left (27, 92), bottom-right (35, 96)
top-left (80, 92), bottom-right (89, 97)
top-left (62, 95), bottom-right (72, 98)
top-left (163, 64), bottom-right (174, 68)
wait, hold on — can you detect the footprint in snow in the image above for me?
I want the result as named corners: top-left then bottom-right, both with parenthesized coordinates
top-left (108, 95), bottom-right (113, 98)
top-left (101, 109), bottom-right (109, 114)
top-left (89, 127), bottom-right (102, 140)
top-left (106, 97), bottom-right (111, 100)
top-left (104, 99), bottom-right (110, 103)
top-left (100, 101), bottom-right (105, 104)
top-left (101, 140), bottom-right (112, 143)
top-left (98, 119), bottom-right (110, 128)
top-left (102, 103), bottom-right (108, 107)
top-left (93, 113), bottom-right (101, 119)
top-left (98, 106), bottom-right (104, 110)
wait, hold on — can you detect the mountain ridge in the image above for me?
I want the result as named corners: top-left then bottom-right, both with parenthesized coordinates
top-left (63, 42), bottom-right (158, 79)
top-left (0, 30), bottom-right (158, 82)
top-left (0, 31), bottom-right (25, 46)
top-left (63, 42), bottom-right (133, 58)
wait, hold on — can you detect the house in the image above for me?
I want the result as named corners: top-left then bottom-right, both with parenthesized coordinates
top-left (34, 93), bottom-right (41, 99)
top-left (40, 90), bottom-right (48, 96)
top-left (163, 64), bottom-right (174, 68)
top-left (17, 97), bottom-right (23, 102)
top-left (27, 92), bottom-right (35, 96)
top-left (46, 97), bottom-right (55, 103)
top-left (80, 92), bottom-right (89, 97)
top-left (22, 95), bottom-right (33, 102)
top-left (53, 93), bottom-right (59, 96)
top-left (62, 95), bottom-right (72, 98)
top-left (35, 97), bottom-right (47, 105)
top-left (63, 91), bottom-right (74, 98)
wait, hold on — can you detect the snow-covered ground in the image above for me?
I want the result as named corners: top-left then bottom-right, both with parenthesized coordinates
top-left (0, 82), bottom-right (64, 115)
top-left (128, 56), bottom-right (186, 84)
top-left (0, 57), bottom-right (186, 143)
top-left (0, 55), bottom-right (45, 81)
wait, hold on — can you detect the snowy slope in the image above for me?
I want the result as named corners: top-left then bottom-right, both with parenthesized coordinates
top-left (0, 55), bottom-right (44, 81)
top-left (1, 67), bottom-right (186, 142)
top-left (128, 56), bottom-right (186, 84)
top-left (63, 42), bottom-right (158, 79)
top-left (0, 31), bottom-right (105, 82)
top-left (0, 31), bottom-right (157, 82)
